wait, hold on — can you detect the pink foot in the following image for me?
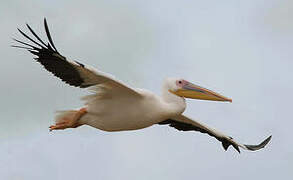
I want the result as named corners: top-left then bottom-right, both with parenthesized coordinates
top-left (49, 107), bottom-right (87, 131)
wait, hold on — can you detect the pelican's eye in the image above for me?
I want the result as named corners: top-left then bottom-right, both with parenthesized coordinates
top-left (176, 80), bottom-right (185, 88)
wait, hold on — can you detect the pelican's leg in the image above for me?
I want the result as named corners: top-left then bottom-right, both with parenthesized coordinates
top-left (49, 107), bottom-right (87, 131)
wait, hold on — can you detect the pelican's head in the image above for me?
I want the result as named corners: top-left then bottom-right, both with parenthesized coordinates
top-left (165, 78), bottom-right (232, 102)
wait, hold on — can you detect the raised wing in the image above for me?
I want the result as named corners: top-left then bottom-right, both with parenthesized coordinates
top-left (158, 115), bottom-right (271, 153)
top-left (12, 18), bottom-right (141, 97)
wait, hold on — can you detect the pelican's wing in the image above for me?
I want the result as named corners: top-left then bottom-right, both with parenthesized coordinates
top-left (12, 18), bottom-right (141, 97)
top-left (158, 115), bottom-right (271, 153)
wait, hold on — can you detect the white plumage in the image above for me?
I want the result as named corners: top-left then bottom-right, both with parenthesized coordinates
top-left (13, 19), bottom-right (271, 153)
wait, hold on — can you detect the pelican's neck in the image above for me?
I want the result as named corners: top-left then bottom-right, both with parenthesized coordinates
top-left (161, 88), bottom-right (186, 116)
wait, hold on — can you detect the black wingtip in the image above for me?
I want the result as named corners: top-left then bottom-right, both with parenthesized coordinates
top-left (11, 45), bottom-right (34, 50)
top-left (232, 144), bottom-right (241, 153)
top-left (12, 38), bottom-right (40, 50)
top-left (17, 27), bottom-right (45, 48)
top-left (44, 18), bottom-right (58, 53)
top-left (26, 23), bottom-right (48, 47)
top-left (221, 139), bottom-right (241, 153)
top-left (244, 135), bottom-right (272, 151)
top-left (222, 141), bottom-right (229, 151)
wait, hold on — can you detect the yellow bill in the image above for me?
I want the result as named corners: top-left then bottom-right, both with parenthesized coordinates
top-left (170, 80), bottom-right (232, 102)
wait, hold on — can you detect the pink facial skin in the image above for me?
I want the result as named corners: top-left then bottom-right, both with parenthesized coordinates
top-left (176, 79), bottom-right (188, 88)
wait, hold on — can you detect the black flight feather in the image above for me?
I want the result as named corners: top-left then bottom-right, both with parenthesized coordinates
top-left (12, 18), bottom-right (88, 88)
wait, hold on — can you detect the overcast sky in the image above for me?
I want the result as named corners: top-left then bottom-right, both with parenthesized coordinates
top-left (0, 0), bottom-right (292, 179)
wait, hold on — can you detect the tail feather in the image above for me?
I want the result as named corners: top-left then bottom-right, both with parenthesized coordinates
top-left (54, 110), bottom-right (78, 124)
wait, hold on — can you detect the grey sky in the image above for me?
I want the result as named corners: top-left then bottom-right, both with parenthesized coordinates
top-left (0, 0), bottom-right (292, 179)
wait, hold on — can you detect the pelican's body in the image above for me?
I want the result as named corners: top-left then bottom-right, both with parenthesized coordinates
top-left (80, 84), bottom-right (185, 131)
top-left (13, 19), bottom-right (271, 153)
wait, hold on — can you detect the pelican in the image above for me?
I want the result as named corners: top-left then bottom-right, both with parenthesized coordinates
top-left (13, 19), bottom-right (271, 153)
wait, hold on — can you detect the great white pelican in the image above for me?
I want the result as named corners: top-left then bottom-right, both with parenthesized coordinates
top-left (13, 19), bottom-right (271, 153)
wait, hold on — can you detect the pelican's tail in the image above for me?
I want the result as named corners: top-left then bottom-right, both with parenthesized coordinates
top-left (50, 108), bottom-right (87, 131)
top-left (54, 110), bottom-right (78, 124)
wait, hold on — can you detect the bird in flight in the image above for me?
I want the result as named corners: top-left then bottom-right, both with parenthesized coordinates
top-left (13, 19), bottom-right (271, 153)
